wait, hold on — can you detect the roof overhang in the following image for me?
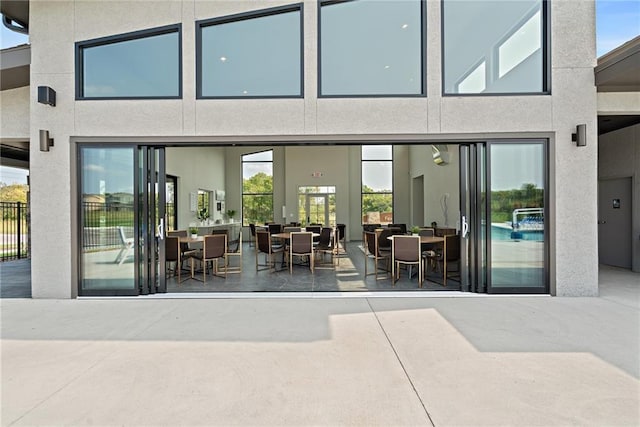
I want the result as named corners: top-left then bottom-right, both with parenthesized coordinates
top-left (0, 0), bottom-right (29, 30)
top-left (0, 44), bottom-right (30, 90)
top-left (595, 36), bottom-right (640, 92)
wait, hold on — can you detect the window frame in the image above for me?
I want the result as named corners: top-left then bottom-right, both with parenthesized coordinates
top-left (318, 0), bottom-right (427, 98)
top-left (441, 0), bottom-right (551, 97)
top-left (196, 4), bottom-right (305, 100)
top-left (75, 24), bottom-right (183, 100)
top-left (361, 145), bottom-right (394, 225)
top-left (242, 149), bottom-right (274, 226)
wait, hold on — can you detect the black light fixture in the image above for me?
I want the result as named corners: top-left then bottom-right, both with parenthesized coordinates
top-left (37, 86), bottom-right (56, 107)
top-left (39, 129), bottom-right (54, 152)
top-left (572, 124), bottom-right (587, 147)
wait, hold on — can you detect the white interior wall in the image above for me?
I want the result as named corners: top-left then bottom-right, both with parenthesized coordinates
top-left (166, 147), bottom-right (225, 229)
top-left (598, 123), bottom-right (640, 272)
top-left (283, 145), bottom-right (351, 228)
top-left (409, 145), bottom-right (460, 228)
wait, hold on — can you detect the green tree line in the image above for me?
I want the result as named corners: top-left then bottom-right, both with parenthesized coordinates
top-left (491, 183), bottom-right (544, 222)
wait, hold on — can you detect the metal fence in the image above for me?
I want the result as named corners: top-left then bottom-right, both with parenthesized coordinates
top-left (0, 201), bottom-right (30, 261)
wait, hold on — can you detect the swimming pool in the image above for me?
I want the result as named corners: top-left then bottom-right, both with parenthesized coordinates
top-left (489, 224), bottom-right (544, 241)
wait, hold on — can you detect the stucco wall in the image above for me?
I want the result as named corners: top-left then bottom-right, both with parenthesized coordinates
top-left (0, 86), bottom-right (29, 139)
top-left (598, 124), bottom-right (640, 272)
top-left (28, 0), bottom-right (599, 297)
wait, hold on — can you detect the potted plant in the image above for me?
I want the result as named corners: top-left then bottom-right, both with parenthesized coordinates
top-left (189, 227), bottom-right (198, 238)
top-left (197, 207), bottom-right (210, 224)
top-left (226, 209), bottom-right (237, 223)
top-left (410, 226), bottom-right (421, 235)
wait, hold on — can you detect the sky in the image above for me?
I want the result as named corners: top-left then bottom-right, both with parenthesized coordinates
top-left (0, 0), bottom-right (638, 186)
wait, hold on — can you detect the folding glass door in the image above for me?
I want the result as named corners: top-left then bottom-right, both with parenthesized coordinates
top-left (78, 145), bottom-right (166, 296)
top-left (459, 140), bottom-right (548, 293)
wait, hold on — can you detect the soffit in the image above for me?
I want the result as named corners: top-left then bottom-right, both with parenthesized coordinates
top-left (0, 44), bottom-right (30, 90)
top-left (595, 36), bottom-right (640, 92)
top-left (1, 0), bottom-right (29, 27)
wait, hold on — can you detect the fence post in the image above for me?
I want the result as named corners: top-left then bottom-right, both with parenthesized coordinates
top-left (17, 202), bottom-right (22, 259)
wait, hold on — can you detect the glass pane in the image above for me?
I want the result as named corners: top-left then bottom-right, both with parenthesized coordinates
top-left (243, 150), bottom-right (273, 162)
top-left (489, 143), bottom-right (545, 288)
top-left (243, 194), bottom-right (273, 226)
top-left (362, 193), bottom-right (393, 225)
top-left (321, 0), bottom-right (422, 95)
top-left (443, 0), bottom-right (544, 94)
top-left (242, 163), bottom-right (273, 193)
top-left (362, 145), bottom-right (392, 160)
top-left (82, 31), bottom-right (179, 98)
top-left (309, 196), bottom-right (326, 225)
top-left (362, 162), bottom-right (392, 192)
top-left (200, 9), bottom-right (301, 97)
top-left (80, 147), bottom-right (136, 291)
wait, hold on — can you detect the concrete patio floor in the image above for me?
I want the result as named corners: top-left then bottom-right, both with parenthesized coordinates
top-left (1, 265), bottom-right (638, 426)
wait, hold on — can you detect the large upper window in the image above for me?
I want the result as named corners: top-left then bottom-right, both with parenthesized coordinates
top-left (197, 5), bottom-right (303, 98)
top-left (242, 150), bottom-right (274, 226)
top-left (76, 25), bottom-right (181, 99)
top-left (362, 145), bottom-right (393, 225)
top-left (320, 0), bottom-right (424, 96)
top-left (443, 0), bottom-right (548, 95)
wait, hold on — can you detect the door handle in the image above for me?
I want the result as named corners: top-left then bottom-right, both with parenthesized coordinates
top-left (461, 215), bottom-right (469, 238)
top-left (157, 218), bottom-right (164, 240)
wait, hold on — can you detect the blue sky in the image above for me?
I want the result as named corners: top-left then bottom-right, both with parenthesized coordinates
top-left (0, 0), bottom-right (638, 185)
top-left (2, 0), bottom-right (639, 54)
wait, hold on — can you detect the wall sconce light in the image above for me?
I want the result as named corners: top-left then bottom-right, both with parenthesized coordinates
top-left (572, 124), bottom-right (586, 147)
top-left (39, 129), bottom-right (54, 152)
top-left (432, 145), bottom-right (449, 165)
top-left (37, 86), bottom-right (56, 107)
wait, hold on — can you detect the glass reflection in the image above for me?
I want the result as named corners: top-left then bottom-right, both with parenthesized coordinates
top-left (443, 0), bottom-right (544, 94)
top-left (200, 9), bottom-right (301, 97)
top-left (82, 30), bottom-right (179, 98)
top-left (321, 0), bottom-right (423, 95)
top-left (489, 143), bottom-right (545, 288)
top-left (80, 147), bottom-right (136, 291)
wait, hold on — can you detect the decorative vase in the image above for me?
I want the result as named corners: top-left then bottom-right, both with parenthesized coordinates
top-left (191, 233), bottom-right (198, 239)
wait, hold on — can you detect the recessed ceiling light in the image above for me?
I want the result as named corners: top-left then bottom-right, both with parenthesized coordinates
top-left (242, 90), bottom-right (248, 94)
top-left (384, 65), bottom-right (390, 69)
top-left (220, 56), bottom-right (227, 62)
top-left (401, 24), bottom-right (408, 29)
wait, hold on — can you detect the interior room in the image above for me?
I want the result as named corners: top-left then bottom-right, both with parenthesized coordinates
top-left (161, 143), bottom-right (462, 292)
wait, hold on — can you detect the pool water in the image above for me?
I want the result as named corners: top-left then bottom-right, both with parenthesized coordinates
top-left (489, 224), bottom-right (544, 241)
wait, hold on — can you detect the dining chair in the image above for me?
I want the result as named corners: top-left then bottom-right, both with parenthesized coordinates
top-left (256, 230), bottom-right (284, 272)
top-left (168, 229), bottom-right (198, 268)
top-left (377, 228), bottom-right (395, 251)
top-left (305, 225), bottom-right (321, 244)
top-left (423, 234), bottom-right (460, 285)
top-left (392, 235), bottom-right (423, 287)
top-left (165, 236), bottom-right (188, 284)
top-left (336, 223), bottom-right (347, 253)
top-left (363, 231), bottom-right (390, 280)
top-left (223, 230), bottom-right (242, 274)
top-left (283, 226), bottom-right (301, 232)
top-left (418, 228), bottom-right (435, 237)
top-left (288, 232), bottom-right (314, 274)
top-left (389, 223), bottom-right (408, 234)
top-left (314, 227), bottom-right (335, 268)
top-left (191, 234), bottom-right (227, 283)
top-left (249, 224), bottom-right (256, 247)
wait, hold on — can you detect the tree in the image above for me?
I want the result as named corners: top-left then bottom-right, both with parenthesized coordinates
top-left (0, 183), bottom-right (28, 203)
